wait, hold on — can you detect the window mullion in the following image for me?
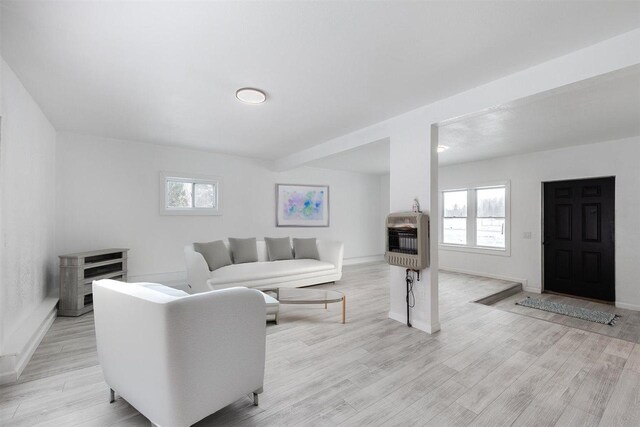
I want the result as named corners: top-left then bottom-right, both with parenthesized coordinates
top-left (468, 189), bottom-right (476, 247)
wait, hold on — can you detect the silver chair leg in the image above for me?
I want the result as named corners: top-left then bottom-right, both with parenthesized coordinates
top-left (109, 388), bottom-right (115, 403)
top-left (252, 387), bottom-right (263, 406)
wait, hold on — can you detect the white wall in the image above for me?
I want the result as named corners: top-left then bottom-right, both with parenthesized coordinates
top-left (55, 132), bottom-right (385, 284)
top-left (439, 137), bottom-right (640, 310)
top-left (0, 58), bottom-right (57, 381)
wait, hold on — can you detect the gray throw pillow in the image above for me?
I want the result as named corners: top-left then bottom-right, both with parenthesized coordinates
top-left (193, 240), bottom-right (232, 271)
top-left (228, 237), bottom-right (259, 264)
top-left (293, 238), bottom-right (320, 260)
top-left (265, 237), bottom-right (294, 261)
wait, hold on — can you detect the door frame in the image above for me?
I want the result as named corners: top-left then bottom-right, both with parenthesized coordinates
top-left (540, 175), bottom-right (616, 298)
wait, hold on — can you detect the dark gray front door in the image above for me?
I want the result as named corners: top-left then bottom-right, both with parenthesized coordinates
top-left (543, 177), bottom-right (615, 302)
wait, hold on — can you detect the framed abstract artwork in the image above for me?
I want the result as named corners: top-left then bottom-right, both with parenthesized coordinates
top-left (276, 184), bottom-right (330, 227)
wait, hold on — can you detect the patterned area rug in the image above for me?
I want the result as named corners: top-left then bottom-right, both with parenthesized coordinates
top-left (516, 297), bottom-right (620, 325)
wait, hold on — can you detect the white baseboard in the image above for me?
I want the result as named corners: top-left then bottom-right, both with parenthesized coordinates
top-left (440, 266), bottom-right (533, 291)
top-left (388, 311), bottom-right (440, 334)
top-left (343, 255), bottom-right (384, 266)
top-left (0, 295), bottom-right (58, 385)
top-left (616, 301), bottom-right (640, 311)
top-left (128, 271), bottom-right (187, 287)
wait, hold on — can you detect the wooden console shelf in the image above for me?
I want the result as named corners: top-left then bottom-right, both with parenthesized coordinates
top-left (58, 248), bottom-right (129, 317)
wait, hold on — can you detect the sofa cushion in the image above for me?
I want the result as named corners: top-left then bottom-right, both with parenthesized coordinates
top-left (193, 240), bottom-right (232, 271)
top-left (265, 237), bottom-right (293, 261)
top-left (209, 259), bottom-right (335, 286)
top-left (293, 238), bottom-right (320, 260)
top-left (229, 237), bottom-right (258, 264)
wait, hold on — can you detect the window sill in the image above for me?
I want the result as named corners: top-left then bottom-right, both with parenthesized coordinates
top-left (160, 208), bottom-right (222, 216)
top-left (439, 244), bottom-right (510, 257)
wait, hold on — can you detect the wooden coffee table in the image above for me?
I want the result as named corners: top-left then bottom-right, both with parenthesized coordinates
top-left (264, 288), bottom-right (346, 324)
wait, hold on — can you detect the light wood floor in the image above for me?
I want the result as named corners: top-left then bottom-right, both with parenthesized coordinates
top-left (2, 264), bottom-right (640, 426)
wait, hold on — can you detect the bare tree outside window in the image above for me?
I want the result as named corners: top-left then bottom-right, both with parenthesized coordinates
top-left (161, 173), bottom-right (221, 215)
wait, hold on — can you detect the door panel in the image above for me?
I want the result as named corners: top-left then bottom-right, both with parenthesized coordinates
top-left (543, 177), bottom-right (615, 301)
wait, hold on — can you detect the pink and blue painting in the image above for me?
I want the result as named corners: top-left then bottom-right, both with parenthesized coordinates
top-left (276, 184), bottom-right (330, 227)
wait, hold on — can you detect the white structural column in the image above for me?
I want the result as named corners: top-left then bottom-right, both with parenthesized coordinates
top-left (387, 112), bottom-right (440, 332)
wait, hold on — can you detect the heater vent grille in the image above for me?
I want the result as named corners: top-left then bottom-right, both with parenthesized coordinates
top-left (385, 212), bottom-right (429, 269)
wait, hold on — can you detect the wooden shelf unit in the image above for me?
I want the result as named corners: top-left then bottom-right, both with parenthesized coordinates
top-left (58, 248), bottom-right (129, 316)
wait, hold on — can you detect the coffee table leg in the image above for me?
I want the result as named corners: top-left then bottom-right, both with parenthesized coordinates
top-left (325, 303), bottom-right (327, 309)
top-left (342, 296), bottom-right (346, 324)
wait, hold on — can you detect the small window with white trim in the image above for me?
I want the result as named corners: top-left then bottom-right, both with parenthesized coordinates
top-left (160, 172), bottom-right (221, 215)
top-left (440, 182), bottom-right (510, 255)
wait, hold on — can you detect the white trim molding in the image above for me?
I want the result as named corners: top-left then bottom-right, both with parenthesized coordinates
top-left (343, 255), bottom-right (385, 266)
top-left (0, 295), bottom-right (58, 385)
top-left (388, 311), bottom-right (441, 334)
top-left (615, 301), bottom-right (640, 312)
top-left (439, 267), bottom-right (533, 292)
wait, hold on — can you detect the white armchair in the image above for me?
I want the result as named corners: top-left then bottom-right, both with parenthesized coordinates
top-left (93, 279), bottom-right (266, 427)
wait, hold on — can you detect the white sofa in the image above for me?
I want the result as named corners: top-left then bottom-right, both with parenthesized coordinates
top-left (93, 279), bottom-right (266, 427)
top-left (184, 240), bottom-right (344, 293)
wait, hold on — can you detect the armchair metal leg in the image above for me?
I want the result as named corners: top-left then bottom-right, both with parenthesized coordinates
top-left (252, 387), bottom-right (263, 406)
top-left (109, 388), bottom-right (115, 403)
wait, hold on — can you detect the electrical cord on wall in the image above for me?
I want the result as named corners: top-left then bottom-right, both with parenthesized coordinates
top-left (405, 269), bottom-right (415, 308)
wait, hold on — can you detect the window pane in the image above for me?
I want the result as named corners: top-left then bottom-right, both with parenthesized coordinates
top-left (443, 191), bottom-right (467, 217)
top-left (477, 218), bottom-right (505, 247)
top-left (477, 187), bottom-right (505, 217)
top-left (166, 181), bottom-right (193, 208)
top-left (195, 183), bottom-right (216, 208)
top-left (443, 218), bottom-right (467, 244)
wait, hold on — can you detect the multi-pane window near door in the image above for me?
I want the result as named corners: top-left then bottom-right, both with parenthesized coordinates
top-left (441, 185), bottom-right (507, 251)
top-left (476, 187), bottom-right (506, 248)
top-left (443, 190), bottom-right (468, 245)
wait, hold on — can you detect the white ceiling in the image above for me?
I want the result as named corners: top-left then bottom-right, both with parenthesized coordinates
top-left (438, 66), bottom-right (640, 166)
top-left (2, 1), bottom-right (640, 160)
top-left (308, 138), bottom-right (390, 175)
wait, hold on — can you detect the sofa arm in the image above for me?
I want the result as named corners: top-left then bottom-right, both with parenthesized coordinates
top-left (163, 288), bottom-right (266, 425)
top-left (184, 245), bottom-right (211, 293)
top-left (317, 240), bottom-right (344, 273)
top-left (93, 281), bottom-right (181, 425)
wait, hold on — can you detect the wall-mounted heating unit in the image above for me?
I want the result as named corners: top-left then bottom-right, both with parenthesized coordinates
top-left (385, 212), bottom-right (429, 269)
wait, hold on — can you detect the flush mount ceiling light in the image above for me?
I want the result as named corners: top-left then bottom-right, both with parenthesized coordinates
top-left (235, 88), bottom-right (266, 104)
top-left (437, 145), bottom-right (449, 153)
